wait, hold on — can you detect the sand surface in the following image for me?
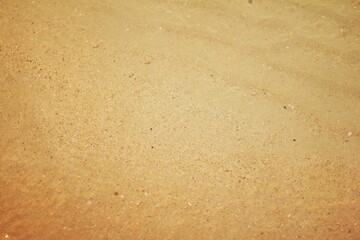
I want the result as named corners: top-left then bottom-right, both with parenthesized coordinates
top-left (1, 0), bottom-right (360, 239)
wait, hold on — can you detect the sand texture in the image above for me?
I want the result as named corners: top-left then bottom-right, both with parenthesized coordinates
top-left (1, 0), bottom-right (360, 239)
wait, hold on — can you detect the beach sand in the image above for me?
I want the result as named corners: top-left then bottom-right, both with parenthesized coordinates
top-left (1, 0), bottom-right (359, 239)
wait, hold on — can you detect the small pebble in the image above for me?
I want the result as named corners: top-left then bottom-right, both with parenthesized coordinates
top-left (288, 104), bottom-right (295, 109)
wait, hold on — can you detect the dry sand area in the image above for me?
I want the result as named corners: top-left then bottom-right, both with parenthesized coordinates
top-left (1, 0), bottom-right (360, 239)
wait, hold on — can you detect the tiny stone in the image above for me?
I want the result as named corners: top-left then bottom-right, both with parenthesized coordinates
top-left (347, 131), bottom-right (352, 136)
